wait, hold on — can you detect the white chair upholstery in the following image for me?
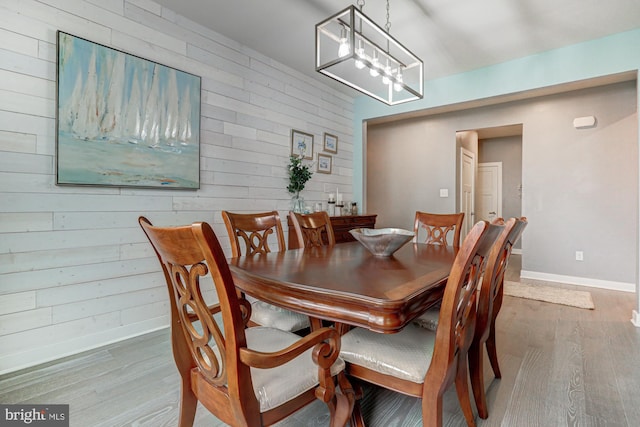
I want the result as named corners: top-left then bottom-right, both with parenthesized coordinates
top-left (245, 327), bottom-right (345, 411)
top-left (412, 304), bottom-right (440, 331)
top-left (340, 324), bottom-right (435, 383)
top-left (247, 296), bottom-right (310, 333)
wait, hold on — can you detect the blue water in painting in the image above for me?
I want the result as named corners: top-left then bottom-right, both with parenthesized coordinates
top-left (57, 132), bottom-right (199, 188)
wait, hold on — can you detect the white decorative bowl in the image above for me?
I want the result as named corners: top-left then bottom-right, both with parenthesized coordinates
top-left (349, 228), bottom-right (415, 257)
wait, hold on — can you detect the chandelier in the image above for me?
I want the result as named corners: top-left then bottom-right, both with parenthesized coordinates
top-left (316, 0), bottom-right (423, 105)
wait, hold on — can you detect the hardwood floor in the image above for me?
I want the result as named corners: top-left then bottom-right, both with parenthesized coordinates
top-left (2, 255), bottom-right (639, 426)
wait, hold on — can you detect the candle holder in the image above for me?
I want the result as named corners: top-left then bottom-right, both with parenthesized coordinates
top-left (328, 200), bottom-right (336, 216)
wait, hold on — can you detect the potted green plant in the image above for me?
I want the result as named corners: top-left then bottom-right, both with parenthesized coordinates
top-left (287, 151), bottom-right (313, 213)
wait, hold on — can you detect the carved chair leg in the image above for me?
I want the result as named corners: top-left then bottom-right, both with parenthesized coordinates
top-left (454, 355), bottom-right (476, 427)
top-left (421, 390), bottom-right (444, 427)
top-left (469, 341), bottom-right (489, 419)
top-left (323, 372), bottom-right (354, 427)
top-left (487, 284), bottom-right (505, 378)
top-left (318, 382), bottom-right (341, 427)
top-left (350, 400), bottom-right (366, 427)
top-left (486, 320), bottom-right (502, 379)
top-left (337, 372), bottom-right (356, 415)
top-left (172, 325), bottom-right (197, 427)
top-left (330, 393), bottom-right (352, 427)
top-left (341, 376), bottom-right (365, 427)
top-left (178, 381), bottom-right (197, 427)
top-left (325, 396), bottom-right (338, 427)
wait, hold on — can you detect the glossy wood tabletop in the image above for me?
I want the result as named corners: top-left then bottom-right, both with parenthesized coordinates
top-left (229, 242), bottom-right (457, 333)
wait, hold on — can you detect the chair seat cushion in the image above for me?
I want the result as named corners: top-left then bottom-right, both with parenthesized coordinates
top-left (247, 296), bottom-right (310, 332)
top-left (340, 324), bottom-right (435, 384)
top-left (412, 305), bottom-right (440, 331)
top-left (246, 327), bottom-right (345, 412)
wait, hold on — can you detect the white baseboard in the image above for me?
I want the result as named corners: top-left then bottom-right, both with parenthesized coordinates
top-left (520, 270), bottom-right (635, 293)
top-left (632, 310), bottom-right (640, 327)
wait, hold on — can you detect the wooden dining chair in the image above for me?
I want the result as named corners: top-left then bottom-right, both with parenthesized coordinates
top-left (469, 216), bottom-right (528, 418)
top-left (412, 211), bottom-right (478, 330)
top-left (138, 217), bottom-right (351, 427)
top-left (222, 210), bottom-right (310, 332)
top-left (413, 217), bottom-right (518, 333)
top-left (413, 211), bottom-right (465, 249)
top-left (289, 211), bottom-right (336, 248)
top-left (222, 210), bottom-right (287, 257)
top-left (339, 220), bottom-right (503, 427)
top-left (411, 211), bottom-right (466, 331)
top-left (414, 217), bottom-right (528, 419)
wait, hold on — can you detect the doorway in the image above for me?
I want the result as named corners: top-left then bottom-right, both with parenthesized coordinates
top-left (457, 124), bottom-right (523, 250)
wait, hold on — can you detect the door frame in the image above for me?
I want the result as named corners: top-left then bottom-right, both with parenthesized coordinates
top-left (459, 147), bottom-right (476, 237)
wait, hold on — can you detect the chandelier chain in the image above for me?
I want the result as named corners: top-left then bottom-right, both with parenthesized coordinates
top-left (385, 0), bottom-right (391, 33)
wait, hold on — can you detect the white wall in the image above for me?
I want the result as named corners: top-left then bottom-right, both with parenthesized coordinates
top-left (0, 0), bottom-right (354, 374)
top-left (367, 82), bottom-right (638, 290)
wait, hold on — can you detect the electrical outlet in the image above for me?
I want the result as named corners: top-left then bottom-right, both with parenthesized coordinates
top-left (575, 251), bottom-right (584, 261)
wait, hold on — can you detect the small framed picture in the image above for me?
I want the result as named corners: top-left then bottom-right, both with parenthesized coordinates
top-left (323, 133), bottom-right (338, 154)
top-left (291, 129), bottom-right (314, 159)
top-left (317, 153), bottom-right (332, 174)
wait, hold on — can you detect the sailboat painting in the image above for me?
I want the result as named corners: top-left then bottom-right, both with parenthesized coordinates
top-left (56, 32), bottom-right (201, 189)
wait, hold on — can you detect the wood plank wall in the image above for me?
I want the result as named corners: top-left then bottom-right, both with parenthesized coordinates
top-left (0, 0), bottom-right (355, 374)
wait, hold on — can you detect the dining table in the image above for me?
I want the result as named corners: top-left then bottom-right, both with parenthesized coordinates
top-left (228, 241), bottom-right (457, 334)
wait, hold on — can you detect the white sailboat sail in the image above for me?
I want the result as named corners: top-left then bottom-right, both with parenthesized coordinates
top-left (178, 89), bottom-right (192, 146)
top-left (61, 70), bottom-right (83, 133)
top-left (100, 52), bottom-right (125, 138)
top-left (72, 47), bottom-right (100, 140)
top-left (163, 69), bottom-right (180, 145)
top-left (141, 64), bottom-right (161, 147)
top-left (124, 68), bottom-right (142, 143)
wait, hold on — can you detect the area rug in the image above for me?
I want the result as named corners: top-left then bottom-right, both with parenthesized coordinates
top-left (503, 281), bottom-right (595, 310)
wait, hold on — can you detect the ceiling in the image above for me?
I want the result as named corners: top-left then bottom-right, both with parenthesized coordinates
top-left (154, 0), bottom-right (640, 97)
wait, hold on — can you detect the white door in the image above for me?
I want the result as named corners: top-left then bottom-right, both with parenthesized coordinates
top-left (460, 148), bottom-right (475, 236)
top-left (477, 162), bottom-right (503, 222)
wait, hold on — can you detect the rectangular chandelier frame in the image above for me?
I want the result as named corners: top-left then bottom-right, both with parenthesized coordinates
top-left (316, 5), bottom-right (423, 105)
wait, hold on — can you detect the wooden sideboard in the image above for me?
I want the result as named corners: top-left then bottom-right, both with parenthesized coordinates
top-left (287, 214), bottom-right (377, 249)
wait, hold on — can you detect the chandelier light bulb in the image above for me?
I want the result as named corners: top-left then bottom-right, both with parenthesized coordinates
top-left (382, 59), bottom-right (392, 85)
top-left (338, 27), bottom-right (350, 57)
top-left (369, 50), bottom-right (379, 77)
top-left (394, 68), bottom-right (403, 92)
top-left (354, 40), bottom-right (365, 69)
